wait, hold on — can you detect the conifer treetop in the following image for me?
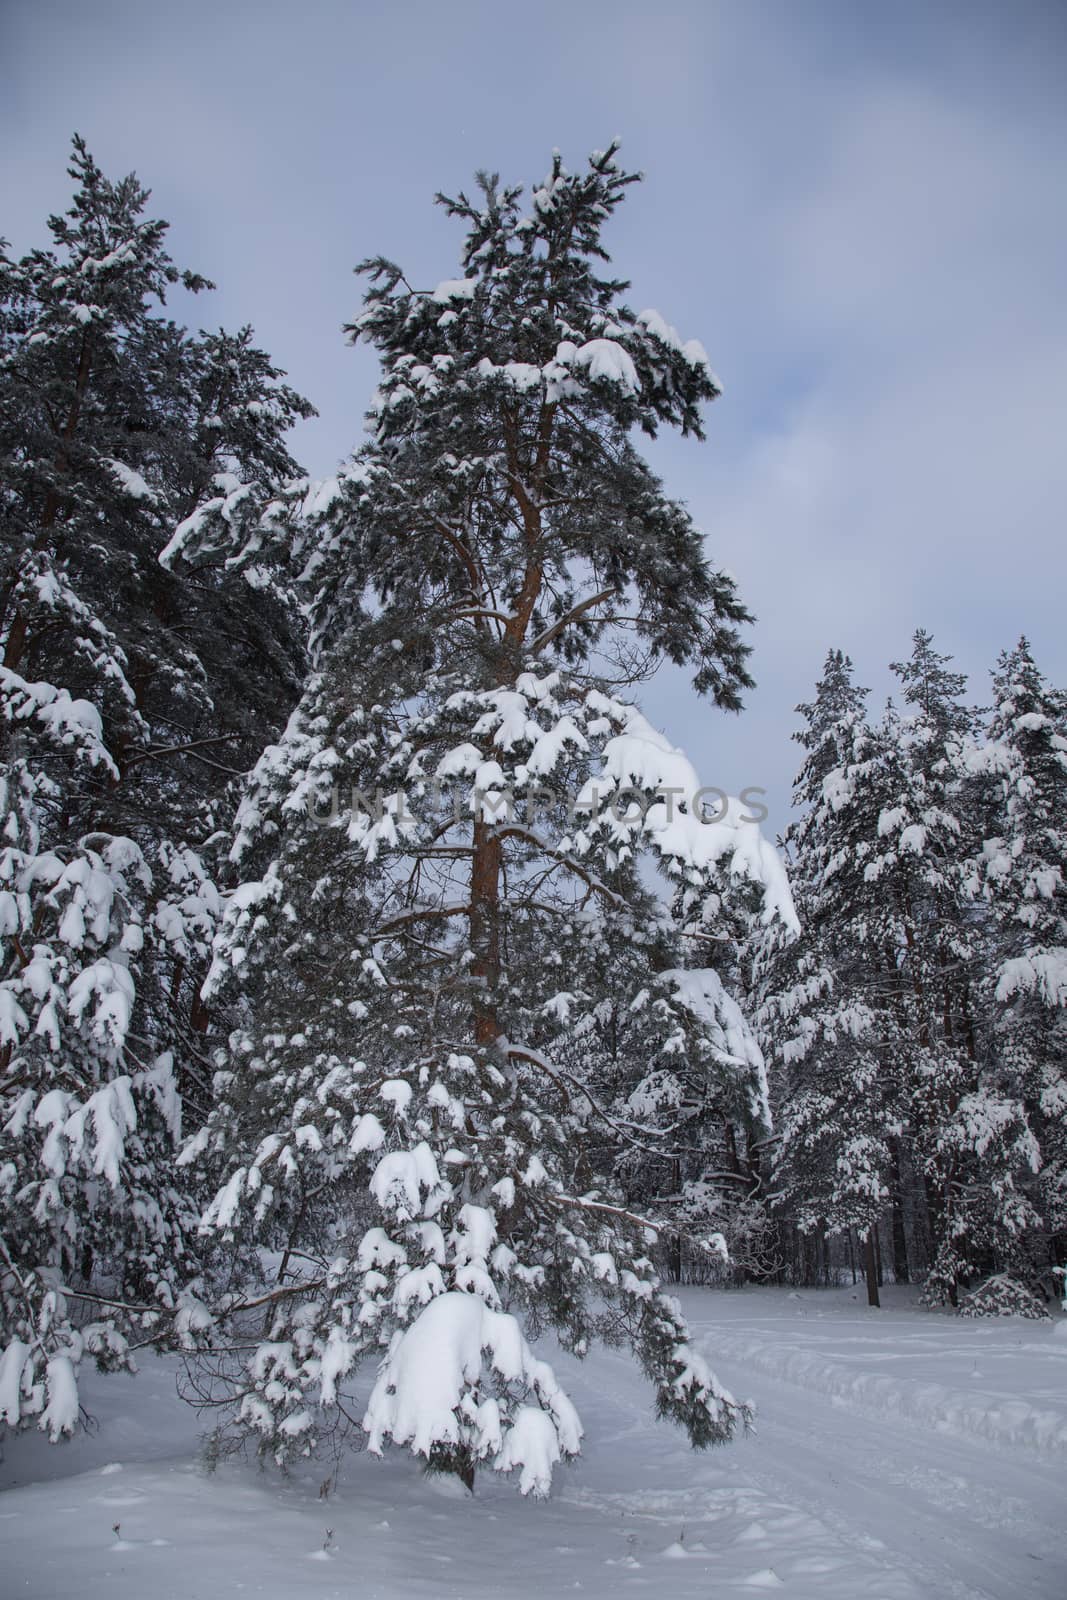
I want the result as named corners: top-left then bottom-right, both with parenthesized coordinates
top-left (167, 142), bottom-right (752, 707)
top-left (337, 141), bottom-right (749, 705)
top-left (890, 628), bottom-right (973, 741)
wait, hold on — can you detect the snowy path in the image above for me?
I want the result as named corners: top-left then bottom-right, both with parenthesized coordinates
top-left (1, 1286), bottom-right (1064, 1598)
top-left (702, 1287), bottom-right (1067, 1599)
top-left (721, 1372), bottom-right (1062, 1600)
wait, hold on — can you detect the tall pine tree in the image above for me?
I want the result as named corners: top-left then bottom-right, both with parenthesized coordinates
top-left (762, 633), bottom-right (1054, 1309)
top-left (757, 650), bottom-right (894, 1299)
top-left (874, 634), bottom-right (1036, 1302)
top-left (169, 144), bottom-right (795, 1493)
top-left (973, 638), bottom-right (1067, 1284)
top-left (0, 138), bottom-right (312, 1438)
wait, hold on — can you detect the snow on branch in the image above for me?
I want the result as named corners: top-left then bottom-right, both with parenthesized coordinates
top-left (363, 1291), bottom-right (582, 1497)
top-left (1, 668), bottom-right (118, 777)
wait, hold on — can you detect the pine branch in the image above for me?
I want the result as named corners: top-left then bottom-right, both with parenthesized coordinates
top-left (121, 733), bottom-right (244, 769)
top-left (529, 588), bottom-right (618, 654)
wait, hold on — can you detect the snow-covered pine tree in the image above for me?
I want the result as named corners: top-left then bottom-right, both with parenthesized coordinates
top-left (872, 632), bottom-right (1037, 1304)
top-left (171, 143), bottom-right (795, 1494)
top-left (587, 802), bottom-right (782, 1288)
top-left (0, 138), bottom-right (312, 1439)
top-left (972, 638), bottom-right (1067, 1286)
top-left (756, 650), bottom-right (896, 1299)
top-left (624, 959), bottom-right (779, 1285)
top-left (764, 633), bottom-right (1057, 1307)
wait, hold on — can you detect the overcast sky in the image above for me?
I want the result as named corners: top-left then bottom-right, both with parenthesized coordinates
top-left (4, 0), bottom-right (1065, 830)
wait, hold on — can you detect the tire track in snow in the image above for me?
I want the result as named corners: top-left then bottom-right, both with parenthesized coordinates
top-left (704, 1345), bottom-right (1066, 1600)
top-left (556, 1340), bottom-right (926, 1598)
top-left (705, 1327), bottom-right (1067, 1457)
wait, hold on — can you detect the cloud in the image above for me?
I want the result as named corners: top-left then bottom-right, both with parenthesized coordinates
top-left (3, 0), bottom-right (1064, 830)
top-left (657, 38), bottom-right (1067, 819)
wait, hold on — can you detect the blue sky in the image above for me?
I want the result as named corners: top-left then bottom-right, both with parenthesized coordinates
top-left (4, 0), bottom-right (1065, 827)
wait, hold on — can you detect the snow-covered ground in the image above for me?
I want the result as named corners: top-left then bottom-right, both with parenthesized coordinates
top-left (2, 1285), bottom-right (1064, 1599)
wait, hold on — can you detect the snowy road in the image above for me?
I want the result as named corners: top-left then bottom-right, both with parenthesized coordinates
top-left (705, 1338), bottom-right (1065, 1600)
top-left (1, 1286), bottom-right (1064, 1599)
top-left (686, 1286), bottom-right (1067, 1600)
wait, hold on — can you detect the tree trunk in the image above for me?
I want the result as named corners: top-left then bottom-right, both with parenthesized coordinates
top-left (668, 1155), bottom-right (682, 1282)
top-left (887, 1136), bottom-right (910, 1284)
top-left (469, 817), bottom-right (502, 1047)
top-left (922, 1171), bottom-right (946, 1267)
top-left (863, 1231), bottom-right (881, 1308)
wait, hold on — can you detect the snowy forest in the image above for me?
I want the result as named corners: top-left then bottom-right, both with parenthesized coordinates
top-left (1, 127), bottom-right (1065, 1543)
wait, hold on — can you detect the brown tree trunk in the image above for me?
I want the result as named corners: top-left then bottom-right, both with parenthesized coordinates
top-left (864, 1230), bottom-right (881, 1308)
top-left (469, 817), bottom-right (502, 1047)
